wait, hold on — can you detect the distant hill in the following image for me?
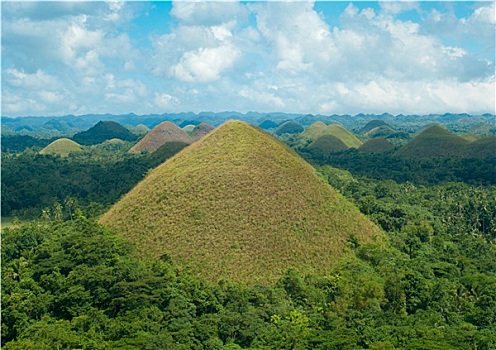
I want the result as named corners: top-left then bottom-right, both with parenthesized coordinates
top-left (467, 122), bottom-right (496, 136)
top-left (39, 138), bottom-right (83, 157)
top-left (359, 138), bottom-right (394, 153)
top-left (72, 121), bottom-right (138, 146)
top-left (130, 121), bottom-right (193, 153)
top-left (317, 124), bottom-right (362, 148)
top-left (304, 134), bottom-right (348, 159)
top-left (191, 122), bottom-right (215, 140)
top-left (359, 120), bottom-right (389, 134)
top-left (258, 120), bottom-right (280, 130)
top-left (101, 121), bottom-right (382, 284)
top-left (394, 124), bottom-right (469, 159)
top-left (464, 136), bottom-right (496, 158)
top-left (127, 124), bottom-right (150, 136)
top-left (182, 125), bottom-right (196, 134)
top-left (364, 125), bottom-right (397, 139)
top-left (274, 121), bottom-right (304, 136)
top-left (179, 120), bottom-right (201, 128)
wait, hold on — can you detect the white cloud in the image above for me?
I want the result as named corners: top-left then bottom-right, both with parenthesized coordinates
top-left (1, 1), bottom-right (494, 116)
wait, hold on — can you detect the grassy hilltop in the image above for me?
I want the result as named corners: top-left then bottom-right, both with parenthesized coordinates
top-left (101, 121), bottom-right (382, 284)
top-left (130, 121), bottom-right (193, 153)
top-left (39, 138), bottom-right (83, 157)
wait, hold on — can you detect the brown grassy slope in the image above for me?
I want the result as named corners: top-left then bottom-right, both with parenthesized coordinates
top-left (100, 121), bottom-right (382, 285)
top-left (191, 122), bottom-right (215, 140)
top-left (39, 138), bottom-right (83, 157)
top-left (130, 121), bottom-right (193, 153)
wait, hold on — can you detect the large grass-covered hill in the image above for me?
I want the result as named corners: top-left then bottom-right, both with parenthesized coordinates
top-left (130, 121), bottom-right (193, 153)
top-left (101, 121), bottom-right (382, 284)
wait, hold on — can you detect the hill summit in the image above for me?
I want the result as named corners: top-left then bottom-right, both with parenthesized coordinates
top-left (39, 138), bottom-right (83, 157)
top-left (101, 121), bottom-right (382, 284)
top-left (394, 124), bottom-right (469, 159)
top-left (72, 121), bottom-right (137, 145)
top-left (130, 121), bottom-right (193, 153)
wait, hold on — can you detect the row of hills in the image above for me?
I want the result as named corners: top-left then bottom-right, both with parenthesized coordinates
top-left (3, 112), bottom-right (495, 138)
top-left (15, 116), bottom-right (495, 161)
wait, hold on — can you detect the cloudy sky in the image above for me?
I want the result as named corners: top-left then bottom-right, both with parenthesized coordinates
top-left (2, 1), bottom-right (495, 117)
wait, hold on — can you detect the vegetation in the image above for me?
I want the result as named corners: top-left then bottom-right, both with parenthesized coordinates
top-left (130, 121), bottom-right (193, 153)
top-left (1, 135), bottom-right (54, 153)
top-left (39, 138), bottom-right (83, 157)
top-left (2, 177), bottom-right (495, 349)
top-left (101, 121), bottom-right (382, 284)
top-left (1, 143), bottom-right (188, 219)
top-left (72, 121), bottom-right (138, 146)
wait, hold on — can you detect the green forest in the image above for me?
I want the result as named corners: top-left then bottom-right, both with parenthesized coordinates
top-left (2, 117), bottom-right (496, 349)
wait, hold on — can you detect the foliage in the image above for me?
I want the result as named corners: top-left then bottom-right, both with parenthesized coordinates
top-left (1, 142), bottom-right (186, 218)
top-left (2, 206), bottom-right (495, 349)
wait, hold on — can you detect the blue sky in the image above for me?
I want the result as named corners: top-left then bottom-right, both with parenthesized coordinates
top-left (2, 1), bottom-right (494, 117)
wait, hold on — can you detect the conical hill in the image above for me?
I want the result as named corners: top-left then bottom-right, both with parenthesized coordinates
top-left (394, 124), bottom-right (469, 159)
top-left (101, 121), bottom-right (382, 284)
top-left (72, 121), bottom-right (137, 145)
top-left (39, 138), bottom-right (83, 157)
top-left (359, 138), bottom-right (394, 153)
top-left (130, 121), bottom-right (193, 153)
top-left (301, 121), bottom-right (327, 140)
top-left (317, 124), bottom-right (362, 148)
top-left (191, 122), bottom-right (215, 140)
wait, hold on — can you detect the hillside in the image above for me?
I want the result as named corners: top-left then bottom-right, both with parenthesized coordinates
top-left (101, 121), bottom-right (382, 284)
top-left (359, 138), bottom-right (394, 153)
top-left (394, 124), bottom-right (470, 159)
top-left (364, 125), bottom-right (397, 139)
top-left (464, 135), bottom-right (496, 158)
top-left (39, 138), bottom-right (83, 157)
top-left (71, 121), bottom-right (137, 146)
top-left (274, 120), bottom-right (304, 135)
top-left (300, 121), bottom-right (327, 140)
top-left (359, 120), bottom-right (389, 134)
top-left (304, 134), bottom-right (348, 159)
top-left (191, 122), bottom-right (215, 139)
top-left (317, 124), bottom-right (362, 148)
top-left (129, 121), bottom-right (193, 153)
